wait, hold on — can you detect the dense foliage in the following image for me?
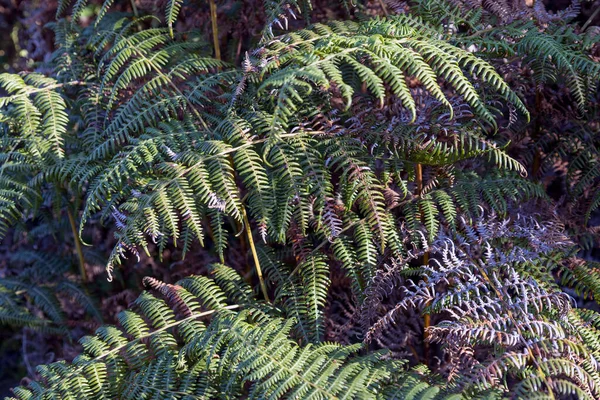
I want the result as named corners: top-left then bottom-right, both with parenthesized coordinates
top-left (0, 0), bottom-right (599, 398)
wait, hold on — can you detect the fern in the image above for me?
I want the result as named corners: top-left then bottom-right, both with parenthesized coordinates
top-left (0, 250), bottom-right (102, 334)
top-left (262, 0), bottom-right (310, 41)
top-left (364, 212), bottom-right (600, 398)
top-left (417, 0), bottom-right (600, 113)
top-left (256, 16), bottom-right (528, 130)
top-left (0, 73), bottom-right (70, 237)
top-left (5, 266), bottom-right (423, 399)
top-left (2, 1), bottom-right (600, 398)
top-left (1, 0), bottom-right (541, 285)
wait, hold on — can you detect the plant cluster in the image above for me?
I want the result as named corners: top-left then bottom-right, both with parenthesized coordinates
top-left (0, 0), bottom-right (599, 398)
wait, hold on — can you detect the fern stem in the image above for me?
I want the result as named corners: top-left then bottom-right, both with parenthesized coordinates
top-left (130, 0), bottom-right (139, 17)
top-left (378, 0), bottom-right (389, 16)
top-left (242, 206), bottom-right (270, 303)
top-left (422, 251), bottom-right (430, 363)
top-left (235, 35), bottom-right (243, 65)
top-left (209, 0), bottom-right (221, 61)
top-left (67, 208), bottom-right (87, 283)
top-left (21, 329), bottom-right (35, 378)
top-left (532, 90), bottom-right (542, 178)
top-left (415, 163), bottom-right (432, 362)
top-left (582, 5), bottom-right (600, 32)
top-left (415, 163), bottom-right (423, 194)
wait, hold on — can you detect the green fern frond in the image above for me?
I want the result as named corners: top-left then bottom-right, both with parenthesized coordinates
top-left (6, 268), bottom-right (424, 400)
top-left (257, 16), bottom-right (529, 129)
top-left (0, 73), bottom-right (68, 160)
top-left (517, 29), bottom-right (600, 112)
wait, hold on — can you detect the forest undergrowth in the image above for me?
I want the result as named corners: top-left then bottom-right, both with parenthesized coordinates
top-left (0, 0), bottom-right (600, 398)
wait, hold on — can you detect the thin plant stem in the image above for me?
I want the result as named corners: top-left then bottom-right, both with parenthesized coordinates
top-left (415, 162), bottom-right (431, 362)
top-left (209, 0), bottom-right (221, 61)
top-left (242, 207), bottom-right (270, 302)
top-left (130, 0), bottom-right (139, 17)
top-left (582, 4), bottom-right (600, 32)
top-left (67, 207), bottom-right (87, 283)
top-left (415, 163), bottom-right (423, 195)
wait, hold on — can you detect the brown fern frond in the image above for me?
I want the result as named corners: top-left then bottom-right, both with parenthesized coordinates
top-left (142, 277), bottom-right (193, 318)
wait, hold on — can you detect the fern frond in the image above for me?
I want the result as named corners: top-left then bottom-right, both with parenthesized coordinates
top-left (6, 268), bottom-right (427, 400)
top-left (257, 16), bottom-right (529, 130)
top-left (364, 212), bottom-right (600, 398)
